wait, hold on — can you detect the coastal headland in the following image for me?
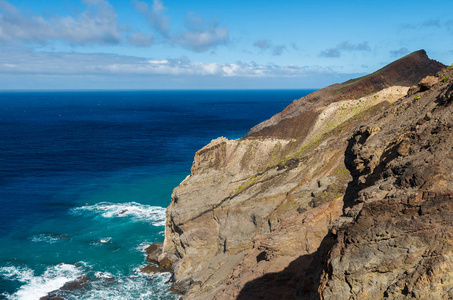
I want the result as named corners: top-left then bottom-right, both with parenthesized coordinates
top-left (147, 50), bottom-right (453, 299)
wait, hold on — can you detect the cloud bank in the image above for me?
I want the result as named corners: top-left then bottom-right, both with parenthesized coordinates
top-left (0, 48), bottom-right (332, 78)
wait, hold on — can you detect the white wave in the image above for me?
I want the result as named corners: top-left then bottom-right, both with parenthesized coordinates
top-left (70, 202), bottom-right (166, 226)
top-left (1, 263), bottom-right (179, 300)
top-left (136, 241), bottom-right (152, 256)
top-left (72, 270), bottom-right (179, 300)
top-left (30, 233), bottom-right (69, 244)
top-left (99, 237), bottom-right (112, 244)
top-left (89, 237), bottom-right (114, 246)
top-left (0, 263), bottom-right (83, 300)
top-left (93, 271), bottom-right (114, 279)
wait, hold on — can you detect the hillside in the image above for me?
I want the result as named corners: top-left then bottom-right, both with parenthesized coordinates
top-left (247, 50), bottom-right (444, 140)
top-left (147, 51), bottom-right (450, 299)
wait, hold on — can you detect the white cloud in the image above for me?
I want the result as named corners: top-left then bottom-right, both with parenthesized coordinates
top-left (0, 0), bottom-right (121, 45)
top-left (148, 59), bottom-right (168, 64)
top-left (0, 48), bottom-right (335, 79)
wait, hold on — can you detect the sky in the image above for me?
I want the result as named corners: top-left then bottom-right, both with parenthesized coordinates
top-left (0, 0), bottom-right (452, 90)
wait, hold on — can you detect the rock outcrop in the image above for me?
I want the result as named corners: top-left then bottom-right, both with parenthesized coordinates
top-left (152, 50), bottom-right (450, 299)
top-left (300, 64), bottom-right (453, 299)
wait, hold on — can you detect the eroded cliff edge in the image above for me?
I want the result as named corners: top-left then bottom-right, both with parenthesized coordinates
top-left (154, 50), bottom-right (450, 299)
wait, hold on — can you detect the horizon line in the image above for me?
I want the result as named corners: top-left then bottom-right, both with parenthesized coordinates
top-left (0, 88), bottom-right (319, 93)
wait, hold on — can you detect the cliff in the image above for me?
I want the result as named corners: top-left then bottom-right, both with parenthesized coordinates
top-left (151, 50), bottom-right (450, 299)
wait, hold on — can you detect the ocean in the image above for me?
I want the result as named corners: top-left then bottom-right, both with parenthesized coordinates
top-left (0, 90), bottom-right (314, 300)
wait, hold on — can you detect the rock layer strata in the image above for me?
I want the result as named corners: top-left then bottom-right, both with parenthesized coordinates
top-left (153, 50), bottom-right (450, 299)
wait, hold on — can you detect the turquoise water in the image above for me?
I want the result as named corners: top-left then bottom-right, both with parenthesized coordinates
top-left (0, 90), bottom-right (313, 299)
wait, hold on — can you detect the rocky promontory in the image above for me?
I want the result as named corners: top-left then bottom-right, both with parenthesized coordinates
top-left (149, 50), bottom-right (452, 299)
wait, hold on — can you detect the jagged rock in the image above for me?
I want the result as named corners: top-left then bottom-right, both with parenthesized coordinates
top-left (145, 242), bottom-right (163, 264)
top-left (140, 264), bottom-right (161, 274)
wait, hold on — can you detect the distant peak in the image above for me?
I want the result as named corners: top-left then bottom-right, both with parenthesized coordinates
top-left (400, 49), bottom-right (428, 60)
top-left (412, 49), bottom-right (427, 55)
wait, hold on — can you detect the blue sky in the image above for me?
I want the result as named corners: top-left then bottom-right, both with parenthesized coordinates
top-left (0, 0), bottom-right (452, 90)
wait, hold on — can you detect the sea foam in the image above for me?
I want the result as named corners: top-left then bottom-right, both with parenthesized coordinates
top-left (69, 272), bottom-right (177, 300)
top-left (0, 263), bottom-right (83, 300)
top-left (30, 233), bottom-right (70, 244)
top-left (0, 263), bottom-right (179, 300)
top-left (70, 202), bottom-right (166, 226)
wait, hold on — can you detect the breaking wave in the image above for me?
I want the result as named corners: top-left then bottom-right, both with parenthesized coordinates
top-left (0, 263), bottom-right (83, 300)
top-left (69, 271), bottom-right (177, 300)
top-left (70, 202), bottom-right (166, 226)
top-left (0, 263), bottom-right (178, 300)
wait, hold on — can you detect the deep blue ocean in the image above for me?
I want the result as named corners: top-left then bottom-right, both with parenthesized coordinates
top-left (0, 90), bottom-right (313, 299)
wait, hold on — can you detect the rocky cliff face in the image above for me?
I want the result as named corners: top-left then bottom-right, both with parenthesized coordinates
top-left (152, 51), bottom-right (449, 299)
top-left (300, 67), bottom-right (453, 299)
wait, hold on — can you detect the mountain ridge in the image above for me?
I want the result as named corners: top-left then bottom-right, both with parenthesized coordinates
top-left (247, 50), bottom-right (444, 139)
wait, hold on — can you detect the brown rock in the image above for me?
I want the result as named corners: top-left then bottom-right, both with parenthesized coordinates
top-left (140, 264), bottom-right (161, 274)
top-left (145, 242), bottom-right (163, 264)
top-left (419, 75), bottom-right (439, 90)
top-left (407, 85), bottom-right (420, 95)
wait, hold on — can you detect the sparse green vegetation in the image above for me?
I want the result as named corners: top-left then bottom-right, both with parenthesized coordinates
top-left (283, 200), bottom-right (296, 209)
top-left (310, 166), bottom-right (351, 207)
top-left (284, 139), bottom-right (321, 161)
top-left (442, 77), bottom-right (448, 82)
top-left (236, 174), bottom-right (263, 192)
top-left (414, 96), bottom-right (420, 101)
